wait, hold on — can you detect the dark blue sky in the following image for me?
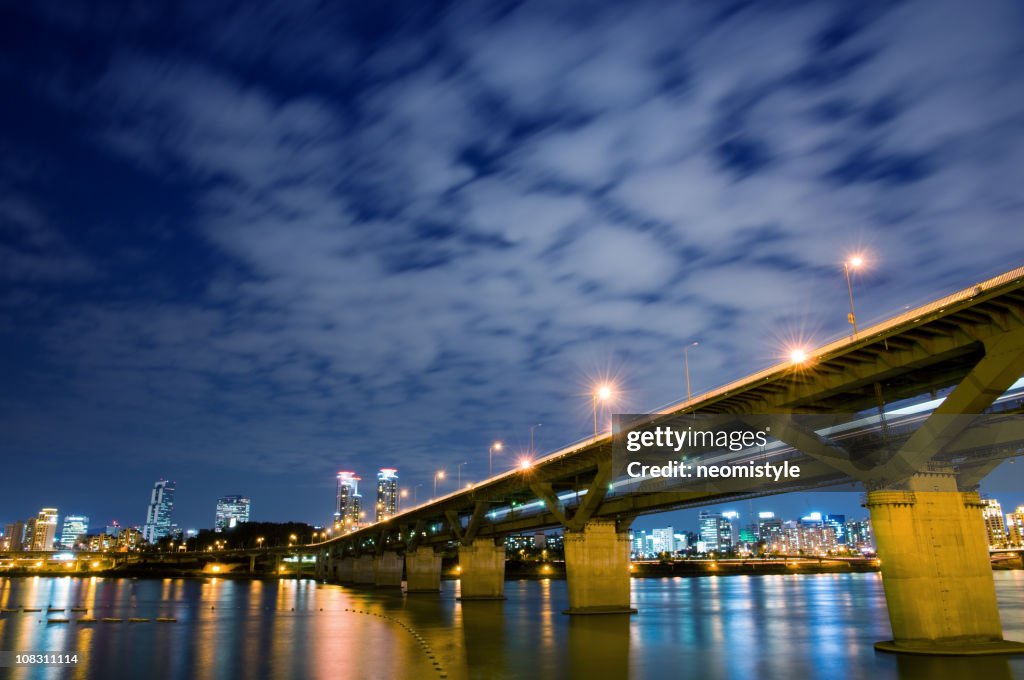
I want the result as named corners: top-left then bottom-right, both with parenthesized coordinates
top-left (2, 0), bottom-right (1024, 534)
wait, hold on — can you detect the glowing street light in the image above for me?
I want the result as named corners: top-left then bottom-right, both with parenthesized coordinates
top-left (257, 537), bottom-right (264, 549)
top-left (789, 348), bottom-right (809, 365)
top-left (844, 255), bottom-right (865, 335)
top-left (434, 470), bottom-right (445, 498)
top-left (489, 441), bottom-right (503, 477)
top-left (592, 384), bottom-right (613, 437)
top-left (683, 341), bottom-right (699, 402)
top-left (519, 458), bottom-right (533, 470)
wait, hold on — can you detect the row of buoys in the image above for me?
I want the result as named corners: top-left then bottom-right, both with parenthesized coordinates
top-left (342, 606), bottom-right (447, 678)
top-left (37, 616), bottom-right (180, 624)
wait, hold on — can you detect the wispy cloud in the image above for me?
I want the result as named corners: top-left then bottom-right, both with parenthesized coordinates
top-left (1, 0), bottom-right (1023, 524)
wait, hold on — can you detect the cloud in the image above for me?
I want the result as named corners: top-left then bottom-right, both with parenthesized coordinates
top-left (2, 0), bottom-right (1024, 525)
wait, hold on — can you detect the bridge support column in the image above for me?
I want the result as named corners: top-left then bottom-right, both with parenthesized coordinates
top-left (458, 538), bottom-right (506, 600)
top-left (405, 547), bottom-right (442, 592)
top-left (563, 520), bottom-right (635, 615)
top-left (867, 472), bottom-right (1024, 655)
top-left (374, 552), bottom-right (403, 587)
top-left (354, 555), bottom-right (375, 584)
top-left (337, 556), bottom-right (355, 583)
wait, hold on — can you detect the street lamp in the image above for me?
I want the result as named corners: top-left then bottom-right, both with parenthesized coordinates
top-left (592, 384), bottom-right (613, 437)
top-left (257, 537), bottom-right (264, 549)
top-left (844, 255), bottom-right (864, 335)
top-left (399, 488), bottom-right (409, 512)
top-left (489, 441), bottom-right (503, 477)
top-left (683, 341), bottom-right (699, 401)
top-left (529, 424), bottom-right (542, 455)
top-left (434, 470), bottom-right (445, 498)
top-left (413, 484), bottom-right (422, 505)
top-left (456, 461), bottom-right (468, 487)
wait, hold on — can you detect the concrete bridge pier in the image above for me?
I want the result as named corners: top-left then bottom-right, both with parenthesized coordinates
top-left (563, 520), bottom-right (635, 615)
top-left (405, 547), bottom-right (442, 592)
top-left (458, 538), bottom-right (506, 600)
top-left (867, 471), bottom-right (1024, 655)
top-left (316, 550), bottom-right (329, 580)
top-left (354, 555), bottom-right (375, 584)
top-left (337, 556), bottom-right (355, 583)
top-left (374, 551), bottom-right (403, 587)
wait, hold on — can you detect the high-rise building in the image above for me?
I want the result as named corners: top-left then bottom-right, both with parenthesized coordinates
top-left (630, 529), bottom-right (648, 557)
top-left (824, 514), bottom-right (847, 545)
top-left (1006, 506), bottom-right (1024, 547)
top-left (32, 508), bottom-right (59, 551)
top-left (118, 527), bottom-right (142, 552)
top-left (336, 472), bottom-right (362, 530)
top-left (23, 517), bottom-right (36, 551)
top-left (3, 521), bottom-right (25, 551)
top-left (143, 479), bottom-right (176, 544)
top-left (59, 515), bottom-right (89, 550)
top-left (844, 519), bottom-right (874, 551)
top-left (215, 495), bottom-right (252, 532)
top-left (982, 498), bottom-right (1007, 548)
top-left (721, 511), bottom-right (740, 547)
top-left (651, 526), bottom-right (675, 555)
top-left (757, 512), bottom-right (784, 550)
top-left (699, 511), bottom-right (722, 552)
top-left (376, 469), bottom-right (399, 522)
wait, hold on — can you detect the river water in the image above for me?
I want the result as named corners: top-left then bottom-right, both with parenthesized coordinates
top-left (2, 572), bottom-right (1024, 679)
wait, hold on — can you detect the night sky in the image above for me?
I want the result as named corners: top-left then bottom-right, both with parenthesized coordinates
top-left (2, 1), bottom-right (1024, 535)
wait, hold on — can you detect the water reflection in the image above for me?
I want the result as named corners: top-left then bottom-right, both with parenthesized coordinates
top-left (2, 573), bottom-right (1024, 679)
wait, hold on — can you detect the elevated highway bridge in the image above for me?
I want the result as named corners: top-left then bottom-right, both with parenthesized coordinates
top-left (302, 266), bottom-right (1024, 654)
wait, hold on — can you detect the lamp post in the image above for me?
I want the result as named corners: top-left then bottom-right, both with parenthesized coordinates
top-left (413, 484), bottom-right (422, 505)
top-left (844, 255), bottom-right (864, 335)
top-left (434, 470), bottom-right (445, 498)
top-left (530, 424), bottom-right (542, 455)
top-left (456, 461), bottom-right (467, 488)
top-left (683, 341), bottom-right (698, 401)
top-left (592, 384), bottom-right (612, 437)
top-left (489, 441), bottom-right (503, 477)
top-left (399, 488), bottom-right (409, 512)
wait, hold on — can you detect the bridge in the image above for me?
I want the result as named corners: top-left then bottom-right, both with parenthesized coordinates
top-left (292, 265), bottom-right (1024, 655)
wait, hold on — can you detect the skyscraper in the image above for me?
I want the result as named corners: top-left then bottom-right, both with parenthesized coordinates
top-left (143, 479), bottom-right (176, 544)
top-left (3, 521), bottom-right (25, 551)
top-left (757, 511), bottom-right (784, 550)
top-left (59, 515), bottom-right (89, 550)
top-left (699, 511), bottom-right (721, 552)
top-left (336, 471), bottom-right (362, 530)
top-left (982, 498), bottom-right (1007, 548)
top-left (23, 517), bottom-right (36, 551)
top-left (651, 526), bottom-right (675, 555)
top-left (32, 508), bottom-right (59, 551)
top-left (1006, 506), bottom-right (1024, 547)
top-left (376, 469), bottom-right (399, 522)
top-left (215, 495), bottom-right (252, 531)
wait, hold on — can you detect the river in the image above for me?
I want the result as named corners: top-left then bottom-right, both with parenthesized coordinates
top-left (2, 572), bottom-right (1024, 679)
